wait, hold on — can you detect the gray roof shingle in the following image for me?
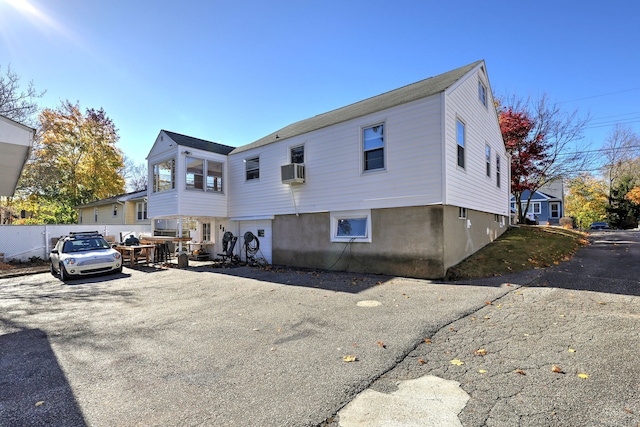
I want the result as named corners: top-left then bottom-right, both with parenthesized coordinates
top-left (231, 60), bottom-right (483, 154)
top-left (163, 130), bottom-right (235, 155)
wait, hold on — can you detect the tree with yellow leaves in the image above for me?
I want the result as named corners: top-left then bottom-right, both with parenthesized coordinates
top-left (565, 173), bottom-right (608, 229)
top-left (14, 100), bottom-right (125, 223)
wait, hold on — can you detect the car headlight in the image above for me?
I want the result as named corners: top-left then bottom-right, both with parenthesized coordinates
top-left (64, 258), bottom-right (76, 265)
top-left (113, 252), bottom-right (121, 260)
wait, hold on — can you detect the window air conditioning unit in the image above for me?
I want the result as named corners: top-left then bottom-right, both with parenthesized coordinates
top-left (281, 163), bottom-right (305, 184)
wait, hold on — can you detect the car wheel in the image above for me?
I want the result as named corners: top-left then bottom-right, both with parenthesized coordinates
top-left (59, 263), bottom-right (72, 281)
top-left (50, 261), bottom-right (57, 276)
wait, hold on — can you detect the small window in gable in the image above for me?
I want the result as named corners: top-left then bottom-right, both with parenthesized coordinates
top-left (456, 119), bottom-right (465, 169)
top-left (478, 80), bottom-right (487, 106)
top-left (246, 157), bottom-right (260, 181)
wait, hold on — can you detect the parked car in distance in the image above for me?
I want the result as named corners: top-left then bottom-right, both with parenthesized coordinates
top-left (525, 212), bottom-right (539, 225)
top-left (50, 231), bottom-right (122, 281)
top-left (589, 222), bottom-right (610, 230)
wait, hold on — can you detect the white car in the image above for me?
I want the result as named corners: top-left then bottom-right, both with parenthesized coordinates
top-left (50, 231), bottom-right (122, 281)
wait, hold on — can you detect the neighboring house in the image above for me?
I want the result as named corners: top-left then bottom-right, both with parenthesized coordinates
top-left (511, 179), bottom-right (565, 225)
top-left (75, 190), bottom-right (150, 225)
top-left (0, 114), bottom-right (35, 196)
top-left (146, 60), bottom-right (510, 278)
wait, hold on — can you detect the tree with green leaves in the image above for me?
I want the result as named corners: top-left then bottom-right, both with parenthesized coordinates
top-left (606, 175), bottom-right (640, 229)
top-left (14, 100), bottom-right (125, 223)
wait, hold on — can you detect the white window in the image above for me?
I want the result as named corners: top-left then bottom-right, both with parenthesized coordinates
top-left (456, 119), bottom-right (465, 169)
top-left (485, 145), bottom-right (491, 177)
top-left (245, 157), bottom-right (260, 180)
top-left (153, 158), bottom-right (176, 192)
top-left (136, 202), bottom-right (147, 221)
top-left (186, 157), bottom-right (204, 190)
top-left (459, 207), bottom-right (467, 219)
top-left (113, 204), bottom-right (118, 217)
top-left (202, 223), bottom-right (211, 242)
top-left (186, 157), bottom-right (223, 192)
top-left (206, 161), bottom-right (223, 192)
top-left (523, 202), bottom-right (541, 215)
top-left (290, 145), bottom-right (304, 164)
top-left (94, 208), bottom-right (98, 223)
top-left (550, 202), bottom-right (560, 218)
top-left (478, 80), bottom-right (487, 106)
top-left (496, 155), bottom-right (501, 187)
top-left (330, 209), bottom-right (372, 243)
top-left (363, 124), bottom-right (385, 172)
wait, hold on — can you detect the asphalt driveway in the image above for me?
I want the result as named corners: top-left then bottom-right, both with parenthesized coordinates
top-left (2, 229), bottom-right (640, 426)
top-left (0, 263), bottom-right (512, 426)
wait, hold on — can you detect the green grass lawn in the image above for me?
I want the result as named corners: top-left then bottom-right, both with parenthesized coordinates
top-left (446, 226), bottom-right (588, 280)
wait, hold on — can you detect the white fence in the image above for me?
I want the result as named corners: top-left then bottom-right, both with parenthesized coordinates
top-left (0, 224), bottom-right (152, 262)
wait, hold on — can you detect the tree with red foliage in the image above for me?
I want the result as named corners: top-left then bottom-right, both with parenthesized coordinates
top-left (498, 95), bottom-right (591, 224)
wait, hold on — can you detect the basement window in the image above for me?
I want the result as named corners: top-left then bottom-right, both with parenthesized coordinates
top-left (330, 209), bottom-right (372, 243)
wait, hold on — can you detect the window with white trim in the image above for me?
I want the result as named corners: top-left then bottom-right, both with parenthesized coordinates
top-left (478, 80), bottom-right (487, 106)
top-left (522, 202), bottom-right (541, 214)
top-left (136, 202), bottom-right (147, 221)
top-left (363, 124), bottom-right (385, 172)
top-left (290, 145), bottom-right (304, 164)
top-left (245, 157), bottom-right (260, 180)
top-left (459, 207), bottom-right (467, 219)
top-left (456, 119), bottom-right (465, 169)
top-left (186, 157), bottom-right (223, 192)
top-left (485, 145), bottom-right (491, 177)
top-left (153, 158), bottom-right (176, 192)
top-left (330, 210), bottom-right (372, 243)
top-left (496, 155), bottom-right (501, 187)
top-left (94, 208), bottom-right (98, 223)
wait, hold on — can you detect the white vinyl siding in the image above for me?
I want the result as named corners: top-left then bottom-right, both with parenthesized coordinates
top-left (444, 66), bottom-right (509, 217)
top-left (227, 95), bottom-right (444, 217)
top-left (147, 138), bottom-right (229, 219)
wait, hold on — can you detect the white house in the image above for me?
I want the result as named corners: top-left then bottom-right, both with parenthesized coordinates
top-left (0, 115), bottom-right (35, 196)
top-left (146, 60), bottom-right (510, 278)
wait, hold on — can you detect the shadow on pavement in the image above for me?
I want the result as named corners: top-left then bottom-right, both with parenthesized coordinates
top-left (189, 264), bottom-right (510, 294)
top-left (0, 328), bottom-right (87, 426)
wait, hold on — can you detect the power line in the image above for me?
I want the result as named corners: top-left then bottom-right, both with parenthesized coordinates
top-left (559, 87), bottom-right (640, 104)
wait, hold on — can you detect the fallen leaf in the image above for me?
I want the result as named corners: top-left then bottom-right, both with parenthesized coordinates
top-left (577, 373), bottom-right (589, 379)
top-left (376, 341), bottom-right (387, 349)
top-left (623, 408), bottom-right (634, 414)
top-left (35, 401), bottom-right (44, 407)
top-left (568, 348), bottom-right (576, 353)
top-left (478, 369), bottom-right (487, 374)
top-left (471, 317), bottom-right (477, 321)
top-left (597, 301), bottom-right (607, 305)
top-left (474, 348), bottom-right (487, 356)
top-left (551, 365), bottom-right (564, 374)
top-left (418, 358), bottom-right (426, 365)
top-left (343, 355), bottom-right (358, 362)
top-left (450, 359), bottom-right (464, 366)
top-left (485, 301), bottom-right (493, 305)
top-left (514, 369), bottom-right (526, 375)
top-left (424, 338), bottom-right (432, 344)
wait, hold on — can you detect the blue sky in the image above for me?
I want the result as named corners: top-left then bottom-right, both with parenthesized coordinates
top-left (1, 0), bottom-right (638, 167)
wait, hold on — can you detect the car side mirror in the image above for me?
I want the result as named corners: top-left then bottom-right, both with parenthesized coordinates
top-left (51, 249), bottom-right (59, 254)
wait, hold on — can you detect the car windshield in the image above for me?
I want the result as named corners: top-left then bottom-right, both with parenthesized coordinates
top-left (62, 238), bottom-right (110, 253)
